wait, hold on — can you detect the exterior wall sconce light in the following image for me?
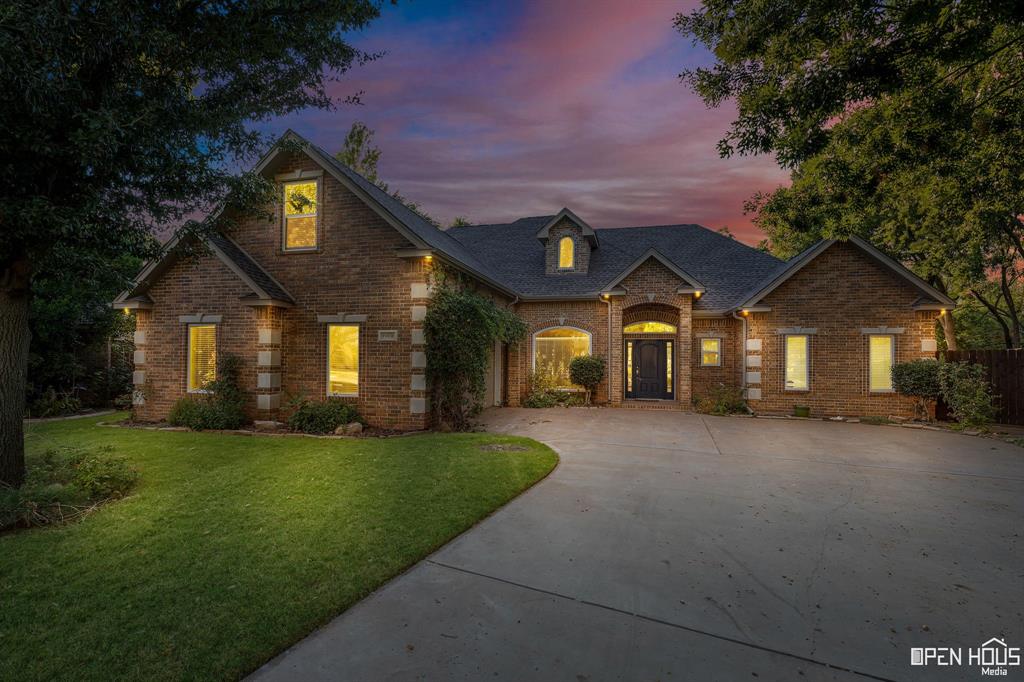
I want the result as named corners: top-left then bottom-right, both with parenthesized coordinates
top-left (741, 309), bottom-right (750, 317)
top-left (693, 290), bottom-right (701, 298)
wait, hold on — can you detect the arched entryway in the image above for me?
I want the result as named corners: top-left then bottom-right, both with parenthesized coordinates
top-left (622, 304), bottom-right (679, 400)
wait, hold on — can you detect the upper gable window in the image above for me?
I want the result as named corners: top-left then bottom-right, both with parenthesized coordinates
top-left (558, 237), bottom-right (574, 269)
top-left (283, 180), bottom-right (318, 251)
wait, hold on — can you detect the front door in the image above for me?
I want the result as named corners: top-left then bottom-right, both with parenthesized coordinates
top-left (628, 339), bottom-right (673, 400)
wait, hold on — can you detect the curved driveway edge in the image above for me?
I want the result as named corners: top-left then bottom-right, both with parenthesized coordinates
top-left (251, 408), bottom-right (1023, 682)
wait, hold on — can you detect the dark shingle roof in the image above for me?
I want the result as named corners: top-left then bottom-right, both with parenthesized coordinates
top-left (208, 233), bottom-right (294, 303)
top-left (447, 217), bottom-right (784, 310)
top-left (308, 142), bottom-right (513, 292)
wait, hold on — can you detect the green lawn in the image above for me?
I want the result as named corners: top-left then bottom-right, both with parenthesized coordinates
top-left (1, 415), bottom-right (557, 681)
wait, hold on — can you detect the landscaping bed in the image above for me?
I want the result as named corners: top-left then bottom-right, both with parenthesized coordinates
top-left (1, 413), bottom-right (557, 681)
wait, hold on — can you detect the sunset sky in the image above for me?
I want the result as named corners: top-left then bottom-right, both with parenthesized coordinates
top-left (259, 0), bottom-right (789, 244)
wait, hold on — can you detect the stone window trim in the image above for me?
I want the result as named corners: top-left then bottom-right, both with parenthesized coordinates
top-left (316, 313), bottom-right (368, 324)
top-left (699, 337), bottom-right (722, 367)
top-left (280, 176), bottom-right (322, 253)
top-left (775, 326), bottom-right (817, 335)
top-left (860, 326), bottom-right (905, 335)
top-left (531, 325), bottom-right (593, 392)
top-left (178, 314), bottom-right (222, 324)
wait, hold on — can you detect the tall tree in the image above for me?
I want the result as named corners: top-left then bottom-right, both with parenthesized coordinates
top-left (334, 120), bottom-right (438, 224)
top-left (0, 1), bottom-right (383, 487)
top-left (677, 1), bottom-right (1024, 349)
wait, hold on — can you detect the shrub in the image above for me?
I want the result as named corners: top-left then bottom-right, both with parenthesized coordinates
top-left (569, 355), bottom-right (606, 404)
top-left (287, 398), bottom-right (362, 434)
top-left (523, 371), bottom-right (585, 408)
top-left (27, 388), bottom-right (82, 418)
top-left (0, 446), bottom-right (139, 530)
top-left (424, 282), bottom-right (526, 430)
top-left (938, 361), bottom-right (997, 428)
top-left (167, 354), bottom-right (247, 430)
top-left (693, 384), bottom-right (747, 415)
top-left (892, 359), bottom-right (941, 421)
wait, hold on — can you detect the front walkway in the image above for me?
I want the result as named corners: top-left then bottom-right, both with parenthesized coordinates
top-left (251, 408), bottom-right (1023, 681)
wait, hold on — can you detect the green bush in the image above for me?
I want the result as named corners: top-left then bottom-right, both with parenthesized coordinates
top-left (0, 446), bottom-right (139, 530)
top-left (523, 371), bottom-right (584, 408)
top-left (424, 282), bottom-right (526, 430)
top-left (287, 398), bottom-right (362, 434)
top-left (27, 388), bottom-right (82, 418)
top-left (693, 384), bottom-right (747, 415)
top-left (569, 355), bottom-right (606, 404)
top-left (892, 359), bottom-right (941, 420)
top-left (938, 361), bottom-right (997, 428)
top-left (167, 354), bottom-right (247, 430)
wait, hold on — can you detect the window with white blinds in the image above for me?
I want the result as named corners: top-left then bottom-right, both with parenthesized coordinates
top-left (868, 335), bottom-right (895, 392)
top-left (784, 335), bottom-right (809, 390)
top-left (188, 324), bottom-right (217, 392)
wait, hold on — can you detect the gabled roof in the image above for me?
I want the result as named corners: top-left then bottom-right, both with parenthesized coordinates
top-left (113, 232), bottom-right (295, 308)
top-left (599, 248), bottom-right (706, 294)
top-left (736, 236), bottom-right (956, 309)
top-left (260, 131), bottom-right (517, 296)
top-left (534, 208), bottom-right (599, 248)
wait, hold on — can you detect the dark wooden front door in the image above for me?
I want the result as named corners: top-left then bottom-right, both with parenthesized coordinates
top-left (628, 339), bottom-right (672, 400)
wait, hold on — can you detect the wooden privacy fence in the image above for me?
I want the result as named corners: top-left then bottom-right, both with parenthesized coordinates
top-left (936, 349), bottom-right (1024, 425)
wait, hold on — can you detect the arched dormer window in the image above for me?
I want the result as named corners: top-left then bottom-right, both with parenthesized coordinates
top-left (558, 237), bottom-right (574, 269)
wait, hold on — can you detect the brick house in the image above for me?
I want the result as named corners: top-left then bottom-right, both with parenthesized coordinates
top-left (114, 131), bottom-right (955, 429)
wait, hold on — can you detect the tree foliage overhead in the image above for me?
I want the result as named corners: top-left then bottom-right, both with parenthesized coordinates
top-left (677, 1), bottom-right (1024, 349)
top-left (0, 0), bottom-right (384, 487)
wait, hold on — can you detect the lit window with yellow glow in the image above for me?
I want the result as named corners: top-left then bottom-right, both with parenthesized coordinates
top-left (188, 324), bottom-right (217, 392)
top-left (623, 321), bottom-right (677, 334)
top-left (533, 327), bottom-right (590, 389)
top-left (700, 338), bottom-right (721, 366)
top-left (283, 181), bottom-right (318, 250)
top-left (328, 325), bottom-right (359, 396)
top-left (868, 335), bottom-right (894, 392)
top-left (558, 237), bottom-right (574, 269)
top-left (785, 335), bottom-right (809, 390)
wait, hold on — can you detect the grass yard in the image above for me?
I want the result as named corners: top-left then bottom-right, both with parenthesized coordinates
top-left (0, 414), bottom-right (557, 681)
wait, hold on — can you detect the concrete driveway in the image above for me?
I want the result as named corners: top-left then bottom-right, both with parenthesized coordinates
top-left (252, 409), bottom-right (1023, 682)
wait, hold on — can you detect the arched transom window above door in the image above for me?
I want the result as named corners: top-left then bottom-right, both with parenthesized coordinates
top-left (533, 327), bottom-right (591, 389)
top-left (623, 321), bottom-right (677, 334)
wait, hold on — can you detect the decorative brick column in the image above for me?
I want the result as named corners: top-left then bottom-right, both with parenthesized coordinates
top-left (409, 281), bottom-right (430, 419)
top-left (131, 310), bottom-right (150, 409)
top-left (255, 307), bottom-right (283, 413)
top-left (676, 297), bottom-right (693, 407)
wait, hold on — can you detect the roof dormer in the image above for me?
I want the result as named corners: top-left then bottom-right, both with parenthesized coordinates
top-left (536, 208), bottom-right (598, 275)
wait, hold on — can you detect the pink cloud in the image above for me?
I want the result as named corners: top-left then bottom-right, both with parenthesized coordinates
top-left (292, 1), bottom-right (787, 244)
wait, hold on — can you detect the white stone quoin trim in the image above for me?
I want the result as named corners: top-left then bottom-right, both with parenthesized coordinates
top-left (133, 330), bottom-right (146, 345)
top-left (257, 350), bottom-right (281, 367)
top-left (133, 371), bottom-right (145, 386)
top-left (920, 338), bottom-right (937, 353)
top-left (258, 328), bottom-right (282, 345)
top-left (257, 373), bottom-right (281, 389)
top-left (257, 394), bottom-right (281, 410)
top-left (411, 305), bottom-right (427, 322)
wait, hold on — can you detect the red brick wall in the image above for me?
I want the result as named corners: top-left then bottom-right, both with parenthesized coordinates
top-left (132, 150), bottom-right (432, 430)
top-left (132, 255), bottom-right (259, 421)
top-left (692, 317), bottom-right (742, 401)
top-left (745, 241), bottom-right (938, 418)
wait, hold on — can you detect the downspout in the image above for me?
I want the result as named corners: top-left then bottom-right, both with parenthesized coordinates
top-left (732, 310), bottom-right (750, 411)
top-left (602, 295), bottom-right (613, 403)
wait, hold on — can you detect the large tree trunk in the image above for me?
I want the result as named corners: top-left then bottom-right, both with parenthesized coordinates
top-left (940, 311), bottom-right (958, 351)
top-left (0, 259), bottom-right (31, 488)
